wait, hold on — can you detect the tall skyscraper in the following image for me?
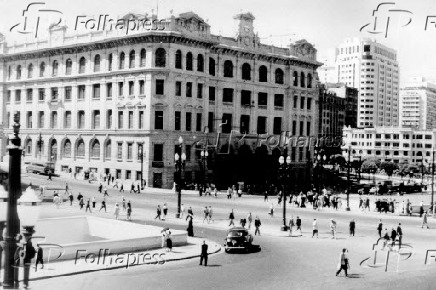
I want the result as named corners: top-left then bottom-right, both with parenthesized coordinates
top-left (335, 38), bottom-right (399, 128)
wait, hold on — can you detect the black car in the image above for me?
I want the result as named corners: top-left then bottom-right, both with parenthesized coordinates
top-left (224, 227), bottom-right (253, 253)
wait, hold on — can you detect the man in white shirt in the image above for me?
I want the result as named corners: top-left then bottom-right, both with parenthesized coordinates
top-left (312, 219), bottom-right (318, 238)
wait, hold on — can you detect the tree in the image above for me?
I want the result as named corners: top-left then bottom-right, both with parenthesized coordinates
top-left (380, 161), bottom-right (398, 178)
top-left (361, 159), bottom-right (379, 173)
top-left (329, 154), bottom-right (346, 166)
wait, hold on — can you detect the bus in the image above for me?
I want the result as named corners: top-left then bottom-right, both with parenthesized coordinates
top-left (26, 162), bottom-right (55, 175)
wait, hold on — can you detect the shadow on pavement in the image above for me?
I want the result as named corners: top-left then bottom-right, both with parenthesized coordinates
top-left (347, 273), bottom-right (364, 278)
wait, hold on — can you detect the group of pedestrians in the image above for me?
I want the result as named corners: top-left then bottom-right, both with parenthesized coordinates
top-left (377, 219), bottom-right (403, 248)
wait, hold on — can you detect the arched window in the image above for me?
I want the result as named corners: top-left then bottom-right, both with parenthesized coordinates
top-left (197, 54), bottom-right (204, 72)
top-left (293, 71), bottom-right (298, 86)
top-left (224, 60), bottom-right (233, 77)
top-left (140, 49), bottom-right (146, 67)
top-left (52, 60), bottom-right (59, 76)
top-left (275, 68), bottom-right (284, 84)
top-left (105, 140), bottom-right (111, 160)
top-left (241, 63), bottom-right (251, 80)
top-left (94, 55), bottom-right (101, 72)
top-left (175, 50), bottom-right (182, 69)
top-left (307, 73), bottom-right (313, 88)
top-left (65, 59), bottom-right (72, 75)
top-left (25, 139), bottom-right (32, 155)
top-left (119, 52), bottom-right (125, 69)
top-left (76, 139), bottom-right (85, 157)
top-left (78, 57), bottom-right (86, 74)
top-left (91, 139), bottom-right (100, 159)
top-left (16, 65), bottom-right (22, 80)
top-left (186, 52), bottom-right (193, 71)
top-left (155, 48), bottom-right (166, 67)
top-left (258, 65), bottom-right (267, 82)
top-left (129, 50), bottom-right (135, 68)
top-left (300, 72), bottom-right (306, 87)
top-left (209, 57), bottom-right (215, 76)
top-left (27, 64), bottom-right (33, 78)
top-left (63, 139), bottom-right (71, 158)
top-left (39, 62), bottom-right (45, 77)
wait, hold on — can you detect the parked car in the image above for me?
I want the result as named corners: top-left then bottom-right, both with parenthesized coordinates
top-left (224, 227), bottom-right (253, 253)
top-left (26, 162), bottom-right (55, 175)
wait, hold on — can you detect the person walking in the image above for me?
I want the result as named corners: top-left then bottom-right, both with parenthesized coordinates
top-left (162, 203), bottom-right (168, 220)
top-left (68, 192), bottom-right (74, 206)
top-left (180, 204), bottom-right (185, 219)
top-left (47, 171), bottom-right (52, 181)
top-left (349, 219), bottom-right (356, 237)
top-left (187, 213), bottom-right (194, 237)
top-left (377, 219), bottom-right (383, 238)
top-left (397, 223), bottom-right (403, 248)
top-left (35, 244), bottom-right (44, 271)
top-left (99, 198), bottom-right (107, 212)
top-left (203, 206), bottom-right (209, 223)
top-left (229, 209), bottom-right (235, 227)
top-left (64, 183), bottom-right (70, 195)
top-left (264, 190), bottom-right (268, 202)
top-left (421, 212), bottom-right (429, 229)
top-left (155, 205), bottom-right (162, 220)
top-left (420, 200), bottom-right (424, 218)
top-left (85, 198), bottom-right (92, 213)
top-left (114, 203), bottom-right (120, 220)
top-left (130, 183), bottom-right (136, 193)
top-left (166, 231), bottom-right (173, 252)
top-left (103, 185), bottom-right (109, 197)
top-left (127, 202), bottom-right (132, 221)
top-left (312, 219), bottom-right (319, 238)
top-left (227, 187), bottom-right (232, 199)
top-left (92, 196), bottom-right (96, 209)
top-left (391, 227), bottom-right (397, 246)
top-left (122, 196), bottom-right (126, 211)
top-left (208, 206), bottom-right (213, 223)
top-left (119, 183), bottom-right (124, 193)
top-left (335, 248), bottom-right (349, 277)
top-left (247, 212), bottom-right (253, 230)
top-left (296, 216), bottom-right (302, 235)
top-left (137, 183), bottom-right (141, 194)
top-left (269, 203), bottom-right (274, 217)
top-left (187, 206), bottom-right (193, 217)
top-left (79, 197), bottom-right (85, 210)
top-left (289, 216), bottom-right (295, 236)
top-left (113, 180), bottom-right (119, 189)
top-left (199, 240), bottom-right (208, 266)
top-left (98, 183), bottom-right (103, 193)
top-left (330, 219), bottom-right (337, 239)
top-left (254, 216), bottom-right (261, 236)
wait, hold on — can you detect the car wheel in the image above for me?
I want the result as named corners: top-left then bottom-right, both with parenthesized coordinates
top-left (225, 248), bottom-right (230, 253)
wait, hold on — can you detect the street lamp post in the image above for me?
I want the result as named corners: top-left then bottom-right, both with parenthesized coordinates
top-left (138, 146), bottom-right (146, 189)
top-left (38, 132), bottom-right (42, 159)
top-left (421, 158), bottom-right (425, 185)
top-left (342, 144), bottom-right (352, 211)
top-left (3, 113), bottom-right (23, 288)
top-left (278, 151), bottom-right (291, 231)
top-left (314, 147), bottom-right (327, 194)
top-left (174, 136), bottom-right (186, 218)
top-left (200, 149), bottom-right (209, 192)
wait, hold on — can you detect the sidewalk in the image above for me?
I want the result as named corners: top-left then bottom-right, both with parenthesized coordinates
top-left (0, 237), bottom-right (221, 283)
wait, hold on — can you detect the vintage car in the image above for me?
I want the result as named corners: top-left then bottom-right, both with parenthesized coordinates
top-left (224, 227), bottom-right (253, 253)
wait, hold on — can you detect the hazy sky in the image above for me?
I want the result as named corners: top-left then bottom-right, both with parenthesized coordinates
top-left (1, 0), bottom-right (436, 85)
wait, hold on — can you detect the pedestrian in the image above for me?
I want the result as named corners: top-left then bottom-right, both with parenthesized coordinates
top-left (155, 205), bottom-right (162, 220)
top-left (349, 219), bottom-right (356, 237)
top-left (208, 206), bottom-right (213, 223)
top-left (240, 217), bottom-right (247, 228)
top-left (391, 227), bottom-right (397, 246)
top-left (77, 192), bottom-right (83, 203)
top-left (79, 198), bottom-right (85, 210)
top-left (113, 180), bottom-right (119, 188)
top-left (130, 183), bottom-right (136, 193)
top-left (65, 183), bottom-right (70, 195)
top-left (162, 203), bottom-right (168, 220)
top-left (122, 196), bottom-right (126, 211)
top-left (35, 244), bottom-right (44, 271)
top-left (85, 198), bottom-right (92, 213)
top-left (335, 248), bottom-right (349, 277)
top-left (397, 223), bottom-right (403, 248)
top-left (382, 228), bottom-right (390, 248)
top-left (137, 183), bottom-right (141, 194)
top-left (187, 206), bottom-right (193, 217)
top-left (330, 219), bottom-right (337, 239)
top-left (203, 206), bottom-right (209, 223)
top-left (119, 183), bottom-right (124, 193)
top-left (103, 185), bottom-right (109, 197)
top-left (98, 183), bottom-right (103, 193)
top-left (99, 198), bottom-right (107, 212)
top-left (114, 203), bottom-right (120, 220)
top-left (296, 216), bottom-right (302, 235)
top-left (254, 216), bottom-right (261, 236)
top-left (420, 200), bottom-right (424, 217)
top-left (264, 190), bottom-right (268, 202)
top-left (199, 240), bottom-right (208, 266)
top-left (92, 196), bottom-right (96, 208)
top-left (269, 203), bottom-right (274, 217)
top-left (227, 187), bottom-right (232, 199)
top-left (161, 230), bottom-right (167, 248)
top-left (247, 212), bottom-right (253, 230)
top-left (47, 171), bottom-right (52, 181)
top-left (166, 231), bottom-right (173, 252)
top-left (377, 219), bottom-right (383, 238)
top-left (127, 202), bottom-right (132, 221)
top-left (180, 203), bottom-right (185, 219)
top-left (187, 213), bottom-right (194, 237)
top-left (421, 212), bottom-right (429, 229)
top-left (214, 188), bottom-right (218, 198)
top-left (68, 192), bottom-right (74, 206)
top-left (289, 216), bottom-right (295, 236)
top-left (229, 209), bottom-right (235, 227)
top-left (112, 176), bottom-right (115, 183)
top-left (312, 218), bottom-right (318, 238)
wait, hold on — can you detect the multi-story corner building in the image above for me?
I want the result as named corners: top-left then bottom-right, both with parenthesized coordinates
top-left (325, 83), bottom-right (358, 129)
top-left (0, 12), bottom-right (321, 189)
top-left (335, 38), bottom-right (399, 128)
top-left (318, 84), bottom-right (345, 138)
top-left (342, 126), bottom-right (435, 165)
top-left (399, 77), bottom-right (436, 130)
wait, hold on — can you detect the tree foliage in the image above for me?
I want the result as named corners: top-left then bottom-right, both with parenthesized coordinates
top-left (380, 161), bottom-right (398, 177)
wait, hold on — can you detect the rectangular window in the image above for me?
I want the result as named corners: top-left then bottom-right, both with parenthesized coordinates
top-left (107, 110), bottom-right (112, 128)
top-left (196, 113), bottom-right (202, 132)
top-left (129, 81), bottom-right (134, 96)
top-left (185, 145), bottom-right (191, 161)
top-left (186, 112), bottom-right (192, 131)
top-left (139, 80), bottom-right (145, 95)
top-left (139, 111), bottom-right (144, 129)
top-left (299, 121), bottom-right (304, 136)
top-left (118, 111), bottom-right (123, 129)
top-left (50, 88), bottom-right (58, 101)
top-left (240, 115), bottom-right (250, 134)
top-left (106, 83), bottom-right (112, 99)
top-left (257, 116), bottom-right (267, 134)
top-left (78, 111), bottom-right (85, 129)
top-left (307, 98), bottom-right (312, 110)
top-left (175, 81), bottom-right (182, 96)
top-left (117, 143), bottom-right (123, 160)
top-left (155, 111), bottom-right (163, 129)
top-left (241, 90), bottom-right (251, 106)
top-left (26, 112), bottom-right (32, 128)
top-left (197, 83), bottom-right (203, 99)
top-left (306, 121), bottom-right (311, 136)
top-left (137, 144), bottom-right (143, 161)
top-left (208, 112), bottom-right (214, 132)
top-left (209, 86), bottom-right (215, 101)
top-left (15, 90), bottom-right (21, 103)
top-left (223, 88), bottom-right (233, 103)
top-left (293, 95), bottom-right (298, 108)
top-left (153, 144), bottom-right (163, 161)
top-left (300, 97), bottom-right (305, 109)
top-left (38, 89), bottom-right (45, 101)
top-left (127, 143), bottom-right (133, 160)
top-left (65, 111), bottom-right (71, 128)
top-left (65, 86), bottom-right (72, 100)
top-left (118, 82), bottom-right (124, 96)
top-left (78, 85), bottom-right (86, 100)
top-left (274, 94), bottom-right (284, 107)
top-left (156, 79), bottom-right (164, 95)
top-left (26, 89), bottom-right (33, 102)
top-left (93, 110), bottom-right (100, 129)
top-left (258, 92), bottom-right (267, 107)
top-left (273, 117), bottom-right (281, 135)
top-left (128, 111), bottom-right (133, 129)
top-left (292, 120), bottom-right (296, 136)
top-left (6, 90), bottom-right (11, 103)
top-left (175, 111), bottom-right (181, 131)
top-left (364, 44), bottom-right (370, 52)
top-left (186, 82), bottom-right (192, 97)
top-left (93, 84), bottom-right (100, 99)
top-left (222, 113), bottom-right (232, 133)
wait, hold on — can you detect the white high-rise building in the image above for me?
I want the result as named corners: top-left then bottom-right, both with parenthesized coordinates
top-left (335, 38), bottom-right (399, 128)
top-left (399, 77), bottom-right (436, 130)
